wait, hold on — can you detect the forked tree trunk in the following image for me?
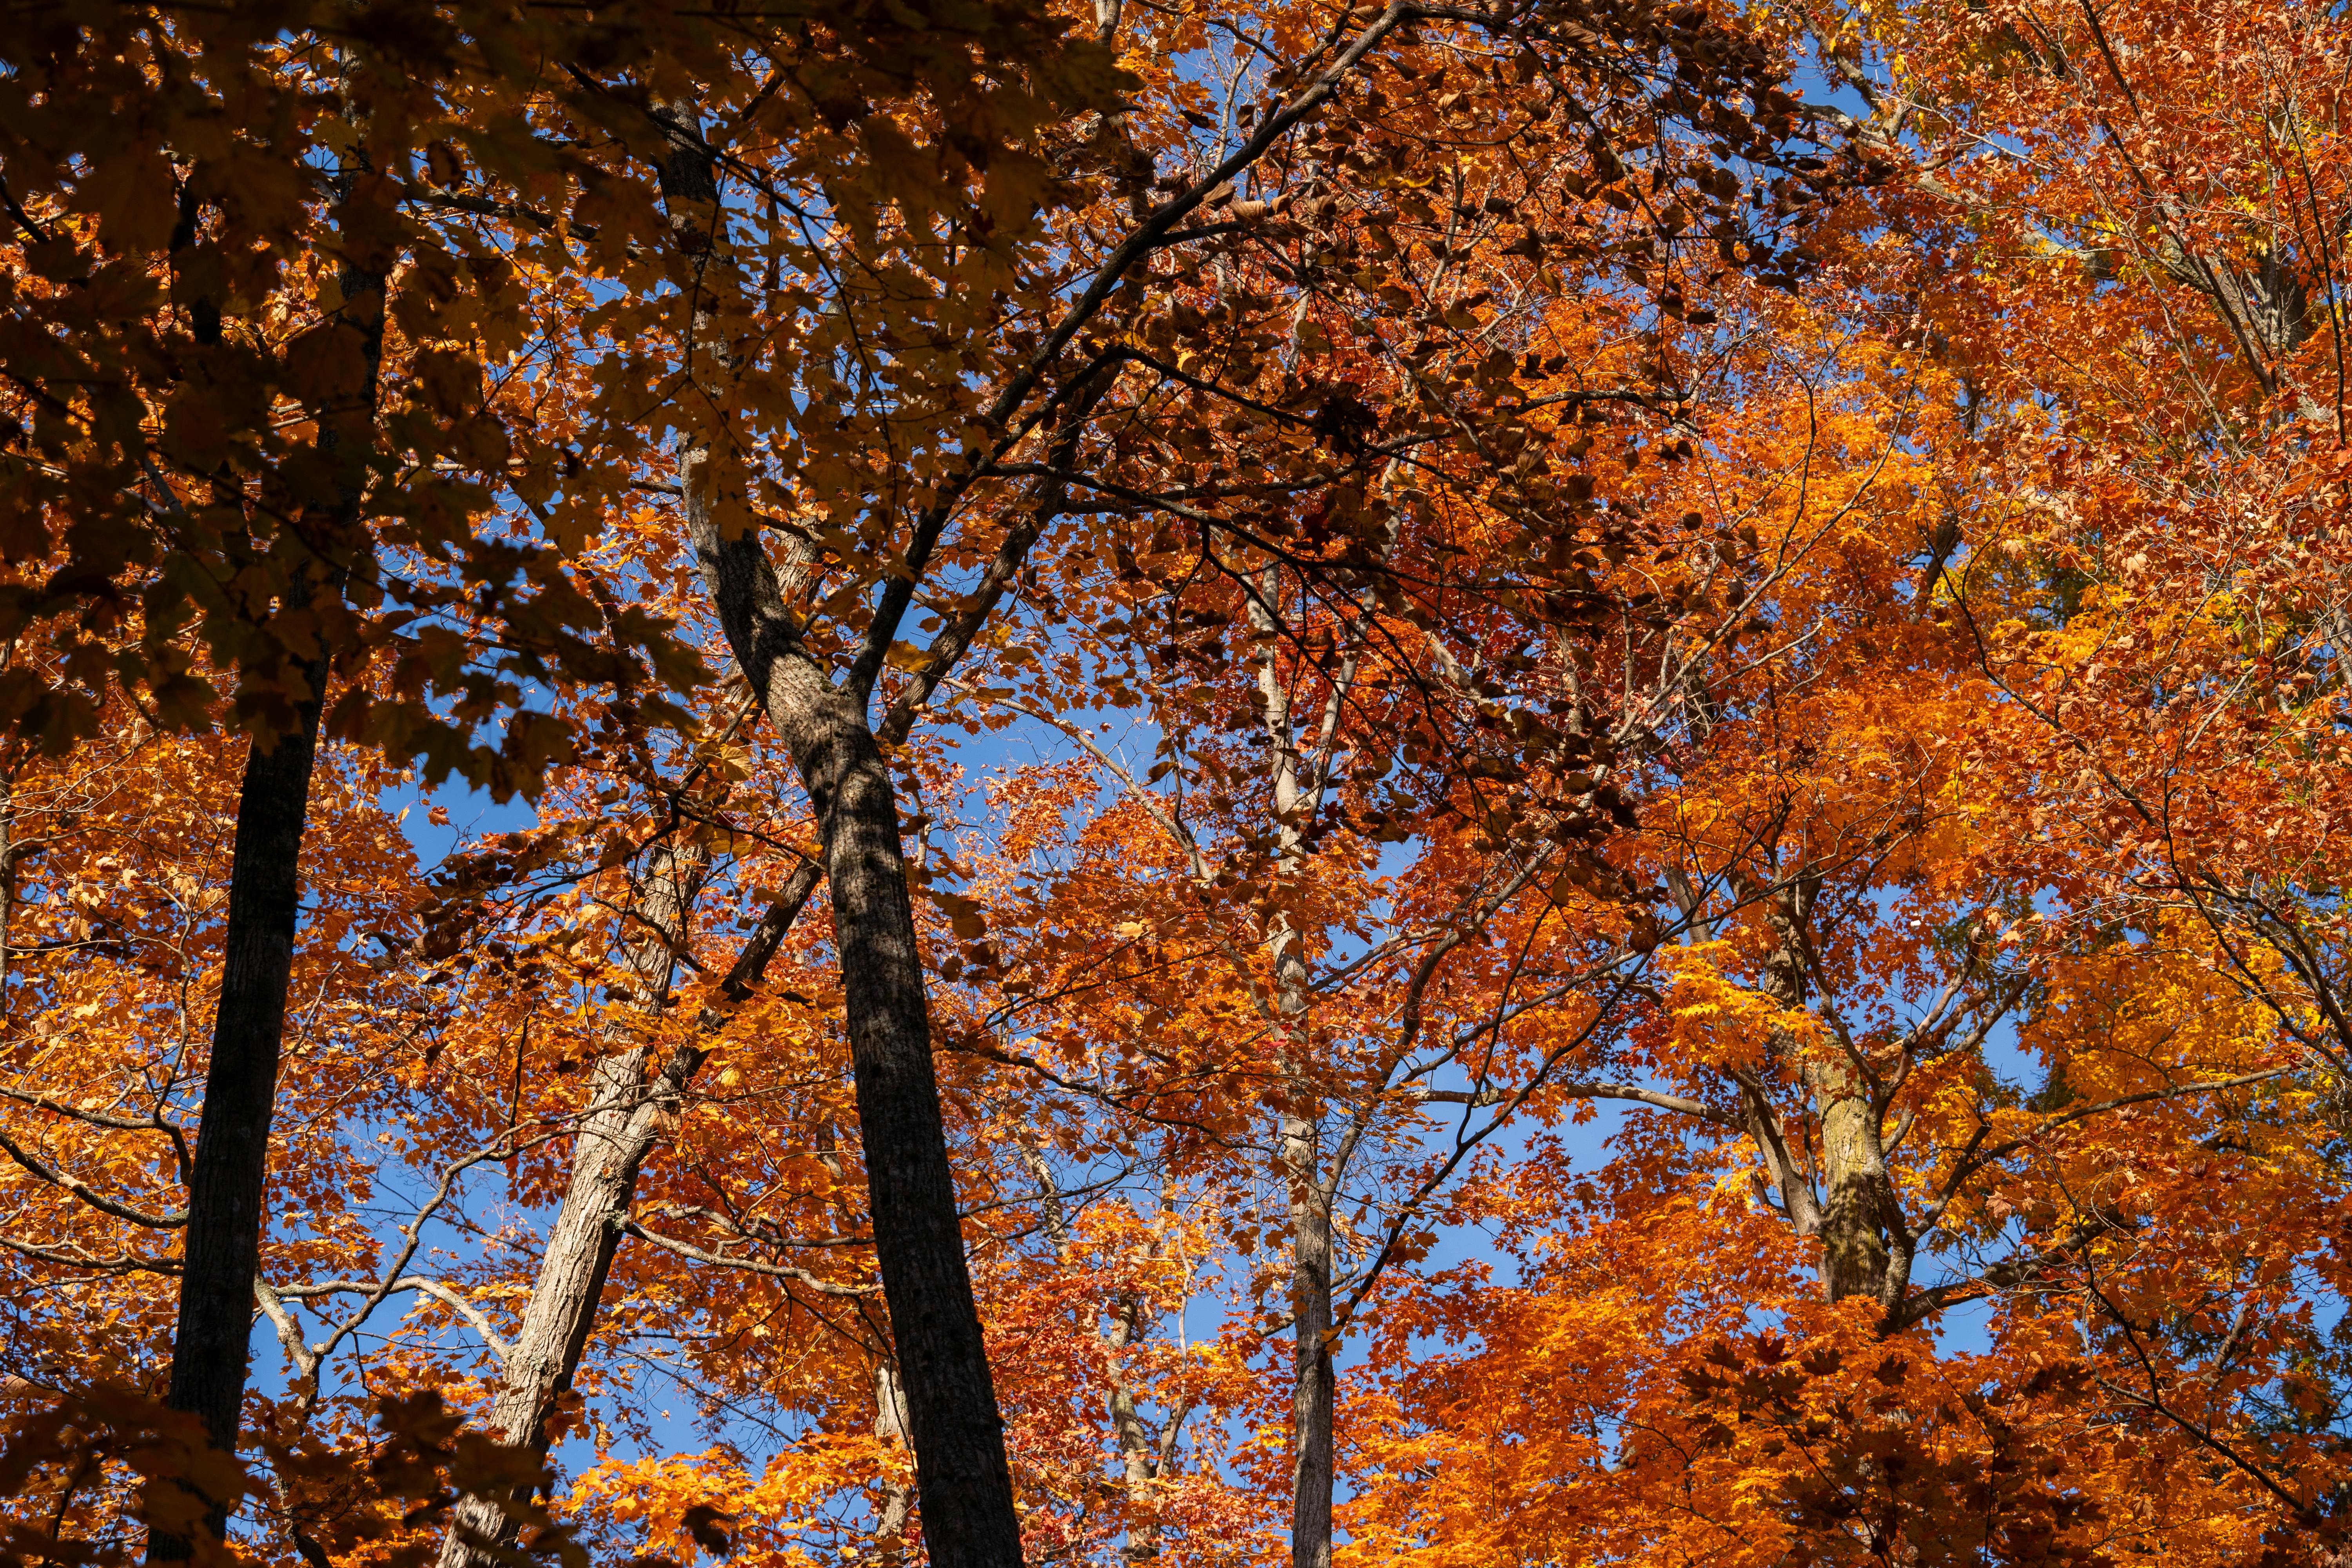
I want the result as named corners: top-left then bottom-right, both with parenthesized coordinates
top-left (1755, 885), bottom-right (1893, 1303)
top-left (657, 94), bottom-right (1024, 1568)
top-left (1241, 555), bottom-right (1359, 1568)
top-left (705, 597), bottom-right (1024, 1568)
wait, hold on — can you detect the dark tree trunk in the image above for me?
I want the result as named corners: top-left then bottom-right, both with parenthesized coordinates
top-left (821, 713), bottom-right (1024, 1568)
top-left (690, 516), bottom-right (1025, 1568)
top-left (150, 148), bottom-right (386, 1559)
top-left (154, 684), bottom-right (331, 1543)
top-left (649, 89), bottom-right (1024, 1568)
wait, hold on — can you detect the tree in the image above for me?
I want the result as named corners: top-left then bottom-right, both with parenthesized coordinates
top-left (1332, 0), bottom-right (2352, 1558)
top-left (14, 2), bottom-right (2352, 1566)
top-left (0, 10), bottom-right (707, 1549)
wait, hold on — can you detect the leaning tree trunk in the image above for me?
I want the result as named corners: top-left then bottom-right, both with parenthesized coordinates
top-left (437, 853), bottom-right (819, 1568)
top-left (655, 92), bottom-right (1025, 1568)
top-left (688, 517), bottom-right (1024, 1568)
top-left (151, 167), bottom-right (385, 1562)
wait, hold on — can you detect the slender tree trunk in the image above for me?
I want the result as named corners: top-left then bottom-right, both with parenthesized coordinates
top-left (871, 1356), bottom-right (916, 1568)
top-left (1272, 932), bottom-right (1334, 1568)
top-left (1242, 557), bottom-right (1353, 1568)
top-left (823, 707), bottom-right (1023, 1568)
top-left (150, 165), bottom-right (385, 1561)
top-left (1, 759), bottom-right (13, 1002)
top-left (437, 853), bottom-right (819, 1568)
top-left (1103, 1292), bottom-right (1163, 1567)
top-left (1018, 1138), bottom-right (1166, 1565)
top-left (434, 1052), bottom-right (678, 1563)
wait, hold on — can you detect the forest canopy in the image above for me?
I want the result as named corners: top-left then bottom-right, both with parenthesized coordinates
top-left (1, 1), bottom-right (2349, 1565)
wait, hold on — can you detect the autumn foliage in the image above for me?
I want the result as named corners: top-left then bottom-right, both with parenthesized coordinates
top-left (2, 0), bottom-right (2351, 1565)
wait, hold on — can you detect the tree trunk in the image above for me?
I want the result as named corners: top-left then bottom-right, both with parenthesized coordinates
top-left (871, 1356), bottom-right (916, 1568)
top-left (1019, 1139), bottom-right (1166, 1566)
top-left (1272, 926), bottom-right (1333, 1568)
top-left (1, 759), bottom-right (13, 1000)
top-left (1808, 1058), bottom-right (1892, 1302)
top-left (1281, 1097), bottom-right (1334, 1568)
top-left (160, 681), bottom-right (332, 1473)
top-left (649, 82), bottom-right (1021, 1568)
top-left (820, 706), bottom-right (1023, 1568)
top-left (437, 852), bottom-right (820, 1568)
top-left (151, 166), bottom-right (385, 1559)
top-left (690, 517), bottom-right (1024, 1568)
top-left (434, 1043), bottom-right (682, 1565)
top-left (1243, 560), bottom-right (1351, 1568)
top-left (1755, 884), bottom-right (1893, 1304)
top-left (1103, 1292), bottom-right (1163, 1567)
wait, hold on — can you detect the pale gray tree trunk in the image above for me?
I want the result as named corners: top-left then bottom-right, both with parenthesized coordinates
top-left (436, 846), bottom-right (705, 1566)
top-left (437, 852), bottom-right (821, 1566)
top-left (1245, 560), bottom-right (1361, 1568)
top-left (1015, 1139), bottom-right (1169, 1564)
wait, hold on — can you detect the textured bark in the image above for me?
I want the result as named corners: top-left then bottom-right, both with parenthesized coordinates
top-left (1280, 1082), bottom-right (1335, 1568)
top-left (437, 853), bottom-right (820, 1568)
top-left (871, 1356), bottom-right (916, 1568)
top-left (823, 703), bottom-right (1020, 1568)
top-left (1018, 1139), bottom-right (1165, 1565)
top-left (1754, 882), bottom-right (1894, 1305)
top-left (1807, 1059), bottom-right (1893, 1301)
top-left (161, 681), bottom-right (332, 1465)
top-left (151, 168), bottom-right (384, 1559)
top-left (1272, 909), bottom-right (1333, 1568)
top-left (688, 509), bottom-right (1023, 1568)
top-left (1, 762), bottom-right (13, 998)
top-left (655, 77), bottom-right (1024, 1559)
top-left (1248, 566), bottom-right (1346, 1568)
top-left (1102, 1293), bottom-right (1163, 1566)
top-left (1243, 556), bottom-right (1366, 1568)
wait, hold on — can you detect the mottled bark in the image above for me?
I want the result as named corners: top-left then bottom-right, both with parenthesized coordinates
top-left (1272, 913), bottom-right (1332, 1568)
top-left (1246, 561), bottom-right (1353, 1568)
top-left (1102, 1292), bottom-right (1162, 1566)
top-left (1807, 1059), bottom-right (1893, 1301)
top-left (1755, 880), bottom-right (1895, 1305)
top-left (1017, 1139), bottom-right (1165, 1565)
top-left (436, 846), bottom-right (704, 1566)
top-left (1, 761), bottom-right (13, 999)
top-left (1279, 1075), bottom-right (1334, 1568)
top-left (871, 1356), bottom-right (916, 1568)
